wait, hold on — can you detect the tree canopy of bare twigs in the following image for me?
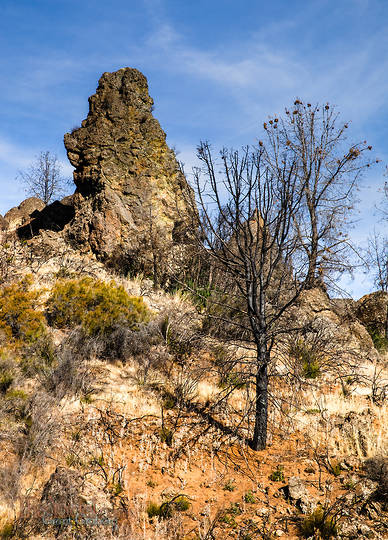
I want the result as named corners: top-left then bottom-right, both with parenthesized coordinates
top-left (18, 151), bottom-right (69, 204)
top-left (187, 100), bottom-right (374, 450)
top-left (364, 230), bottom-right (388, 292)
top-left (261, 100), bottom-right (374, 291)
top-left (191, 141), bottom-right (308, 450)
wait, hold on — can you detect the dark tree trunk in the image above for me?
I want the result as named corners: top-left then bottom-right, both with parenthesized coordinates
top-left (250, 346), bottom-right (269, 451)
top-left (385, 303), bottom-right (388, 340)
top-left (305, 252), bottom-right (318, 289)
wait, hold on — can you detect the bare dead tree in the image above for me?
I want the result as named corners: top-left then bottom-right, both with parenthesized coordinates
top-left (261, 100), bottom-right (374, 291)
top-left (364, 230), bottom-right (388, 292)
top-left (17, 151), bottom-right (68, 204)
top-left (190, 141), bottom-right (308, 450)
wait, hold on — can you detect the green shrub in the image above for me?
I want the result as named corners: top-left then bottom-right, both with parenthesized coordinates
top-left (269, 465), bottom-right (285, 482)
top-left (46, 278), bottom-right (151, 336)
top-left (5, 389), bottom-right (27, 401)
top-left (163, 395), bottom-right (176, 410)
top-left (218, 371), bottom-right (245, 389)
top-left (219, 513), bottom-right (237, 528)
top-left (228, 502), bottom-right (242, 516)
top-left (112, 482), bottom-right (124, 496)
top-left (80, 392), bottom-right (94, 404)
top-left (367, 326), bottom-right (388, 352)
top-left (289, 338), bottom-right (321, 379)
top-left (344, 479), bottom-right (355, 490)
top-left (187, 280), bottom-right (213, 310)
top-left (305, 408), bottom-right (321, 414)
top-left (20, 333), bottom-right (56, 376)
top-left (146, 496), bottom-right (189, 520)
top-left (243, 490), bottom-right (256, 504)
top-left (0, 521), bottom-right (14, 539)
top-left (210, 345), bottom-right (229, 366)
top-left (302, 359), bottom-right (321, 379)
top-left (0, 277), bottom-right (47, 345)
top-left (329, 461), bottom-right (342, 477)
top-left (166, 334), bottom-right (193, 363)
top-left (203, 290), bottom-right (251, 341)
top-left (147, 501), bottom-right (162, 519)
top-left (174, 496), bottom-right (190, 512)
top-left (223, 479), bottom-right (236, 492)
top-left (299, 507), bottom-right (338, 538)
top-left (0, 370), bottom-right (13, 393)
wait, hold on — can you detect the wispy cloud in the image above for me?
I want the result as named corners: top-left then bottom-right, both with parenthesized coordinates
top-left (141, 7), bottom-right (388, 147)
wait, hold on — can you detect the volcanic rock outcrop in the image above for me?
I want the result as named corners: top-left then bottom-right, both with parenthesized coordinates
top-left (4, 197), bottom-right (46, 231)
top-left (356, 290), bottom-right (388, 338)
top-left (64, 67), bottom-right (196, 282)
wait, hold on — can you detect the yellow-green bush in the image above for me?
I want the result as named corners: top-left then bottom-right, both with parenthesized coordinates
top-left (46, 278), bottom-right (151, 336)
top-left (0, 521), bottom-right (14, 539)
top-left (0, 277), bottom-right (47, 345)
top-left (299, 506), bottom-right (338, 538)
top-left (146, 495), bottom-right (190, 520)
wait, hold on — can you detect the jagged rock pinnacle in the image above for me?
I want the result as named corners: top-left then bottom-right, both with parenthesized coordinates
top-left (64, 67), bottom-right (196, 280)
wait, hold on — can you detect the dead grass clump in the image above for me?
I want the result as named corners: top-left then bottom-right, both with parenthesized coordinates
top-left (18, 391), bottom-right (61, 465)
top-left (43, 339), bottom-right (98, 400)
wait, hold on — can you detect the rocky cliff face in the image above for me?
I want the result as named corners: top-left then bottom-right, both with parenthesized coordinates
top-left (356, 291), bottom-right (388, 337)
top-left (64, 68), bottom-right (196, 282)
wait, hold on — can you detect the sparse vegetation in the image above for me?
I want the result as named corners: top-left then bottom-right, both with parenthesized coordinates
top-left (0, 369), bottom-right (14, 394)
top-left (329, 461), bottom-right (342, 477)
top-left (159, 426), bottom-right (174, 446)
top-left (269, 465), bottom-right (285, 482)
top-left (243, 490), bottom-right (256, 504)
top-left (223, 479), bottom-right (236, 492)
top-left (299, 506), bottom-right (338, 539)
top-left (146, 495), bottom-right (190, 520)
top-left (367, 326), bottom-right (388, 351)
top-left (0, 521), bottom-right (14, 539)
top-left (289, 337), bottom-right (322, 379)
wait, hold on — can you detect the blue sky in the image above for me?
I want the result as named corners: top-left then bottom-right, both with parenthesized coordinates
top-left (0, 0), bottom-right (387, 297)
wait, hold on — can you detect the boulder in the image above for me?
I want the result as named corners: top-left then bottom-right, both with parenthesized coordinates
top-left (16, 195), bottom-right (75, 239)
top-left (41, 466), bottom-right (85, 511)
top-left (289, 287), bottom-right (375, 355)
top-left (41, 466), bottom-right (114, 518)
top-left (280, 476), bottom-right (316, 513)
top-left (356, 291), bottom-right (388, 338)
top-left (4, 197), bottom-right (45, 231)
top-left (64, 67), bottom-right (197, 282)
